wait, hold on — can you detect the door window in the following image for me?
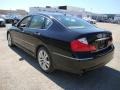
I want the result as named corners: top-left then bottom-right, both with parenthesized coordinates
top-left (18, 16), bottom-right (31, 28)
top-left (29, 15), bottom-right (45, 29)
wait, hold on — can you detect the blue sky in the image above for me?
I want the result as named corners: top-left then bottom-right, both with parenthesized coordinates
top-left (0, 0), bottom-right (120, 14)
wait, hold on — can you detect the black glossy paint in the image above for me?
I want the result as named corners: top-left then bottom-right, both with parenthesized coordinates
top-left (7, 13), bottom-right (114, 74)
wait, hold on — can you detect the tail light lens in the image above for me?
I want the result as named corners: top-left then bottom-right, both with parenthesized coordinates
top-left (70, 38), bottom-right (96, 52)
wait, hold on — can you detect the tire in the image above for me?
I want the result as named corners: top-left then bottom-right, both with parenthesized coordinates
top-left (37, 47), bottom-right (54, 73)
top-left (7, 33), bottom-right (14, 47)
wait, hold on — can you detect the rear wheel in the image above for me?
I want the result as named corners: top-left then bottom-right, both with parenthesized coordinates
top-left (37, 47), bottom-right (54, 73)
top-left (8, 33), bottom-right (14, 47)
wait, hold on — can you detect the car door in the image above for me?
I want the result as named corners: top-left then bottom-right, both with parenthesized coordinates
top-left (11, 16), bottom-right (32, 48)
top-left (20, 15), bottom-right (53, 54)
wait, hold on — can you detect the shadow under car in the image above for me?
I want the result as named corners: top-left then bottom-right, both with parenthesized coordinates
top-left (11, 47), bottom-right (120, 90)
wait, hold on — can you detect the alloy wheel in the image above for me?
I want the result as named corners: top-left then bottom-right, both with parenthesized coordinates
top-left (38, 49), bottom-right (50, 71)
top-left (8, 34), bottom-right (12, 46)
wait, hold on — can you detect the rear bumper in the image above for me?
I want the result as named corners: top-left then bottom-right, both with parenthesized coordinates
top-left (52, 46), bottom-right (114, 74)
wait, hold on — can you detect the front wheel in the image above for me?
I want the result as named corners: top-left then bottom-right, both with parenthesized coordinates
top-left (37, 47), bottom-right (54, 73)
top-left (7, 33), bottom-right (14, 47)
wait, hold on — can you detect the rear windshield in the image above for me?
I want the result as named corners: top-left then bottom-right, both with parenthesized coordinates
top-left (53, 15), bottom-right (94, 29)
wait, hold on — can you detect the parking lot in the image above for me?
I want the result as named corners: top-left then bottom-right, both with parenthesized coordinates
top-left (0, 23), bottom-right (120, 90)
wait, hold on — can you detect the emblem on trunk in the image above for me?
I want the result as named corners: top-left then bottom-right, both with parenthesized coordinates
top-left (97, 33), bottom-right (107, 38)
top-left (97, 34), bottom-right (103, 38)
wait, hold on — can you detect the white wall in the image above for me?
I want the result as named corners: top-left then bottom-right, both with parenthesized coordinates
top-left (29, 6), bottom-right (86, 18)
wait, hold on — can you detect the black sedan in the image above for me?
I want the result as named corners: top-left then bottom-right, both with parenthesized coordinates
top-left (7, 13), bottom-right (114, 74)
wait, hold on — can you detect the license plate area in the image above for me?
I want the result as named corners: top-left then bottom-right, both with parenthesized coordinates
top-left (96, 40), bottom-right (107, 49)
top-left (95, 37), bottom-right (110, 50)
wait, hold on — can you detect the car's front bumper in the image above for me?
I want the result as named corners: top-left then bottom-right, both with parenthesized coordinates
top-left (52, 46), bottom-right (114, 74)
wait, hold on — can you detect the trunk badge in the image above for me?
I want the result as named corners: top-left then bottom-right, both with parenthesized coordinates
top-left (97, 34), bottom-right (103, 38)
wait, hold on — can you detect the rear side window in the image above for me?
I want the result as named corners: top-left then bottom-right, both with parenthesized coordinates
top-left (29, 15), bottom-right (44, 29)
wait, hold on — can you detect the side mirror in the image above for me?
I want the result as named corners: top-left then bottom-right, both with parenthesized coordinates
top-left (20, 24), bottom-right (26, 27)
top-left (18, 24), bottom-right (26, 30)
top-left (12, 20), bottom-right (19, 26)
top-left (12, 23), bottom-right (17, 27)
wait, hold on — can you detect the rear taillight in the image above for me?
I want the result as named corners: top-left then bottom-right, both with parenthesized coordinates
top-left (70, 38), bottom-right (96, 52)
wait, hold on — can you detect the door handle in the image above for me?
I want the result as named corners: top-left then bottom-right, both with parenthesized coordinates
top-left (34, 32), bottom-right (41, 35)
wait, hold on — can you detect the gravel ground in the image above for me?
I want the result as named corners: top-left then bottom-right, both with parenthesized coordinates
top-left (0, 23), bottom-right (120, 90)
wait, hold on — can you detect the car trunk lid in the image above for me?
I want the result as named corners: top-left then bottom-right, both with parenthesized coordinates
top-left (69, 27), bottom-right (112, 52)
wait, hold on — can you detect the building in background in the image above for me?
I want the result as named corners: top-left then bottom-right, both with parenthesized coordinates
top-left (113, 15), bottom-right (120, 24)
top-left (58, 6), bottom-right (86, 17)
top-left (29, 6), bottom-right (86, 18)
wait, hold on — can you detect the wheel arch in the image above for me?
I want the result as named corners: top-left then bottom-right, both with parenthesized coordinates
top-left (35, 44), bottom-right (50, 58)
